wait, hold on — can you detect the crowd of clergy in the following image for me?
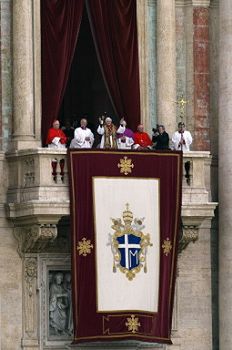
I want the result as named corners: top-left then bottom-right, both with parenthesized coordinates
top-left (46, 115), bottom-right (193, 152)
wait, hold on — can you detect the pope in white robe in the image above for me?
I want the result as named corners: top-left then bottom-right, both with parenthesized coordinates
top-left (97, 117), bottom-right (118, 149)
top-left (172, 122), bottom-right (192, 152)
top-left (70, 118), bottom-right (94, 149)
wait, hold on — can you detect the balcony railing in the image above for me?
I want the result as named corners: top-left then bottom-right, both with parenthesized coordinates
top-left (5, 149), bottom-right (217, 246)
top-left (6, 148), bottom-right (212, 202)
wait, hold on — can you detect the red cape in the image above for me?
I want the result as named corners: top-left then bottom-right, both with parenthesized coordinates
top-left (134, 132), bottom-right (152, 147)
top-left (46, 128), bottom-right (67, 145)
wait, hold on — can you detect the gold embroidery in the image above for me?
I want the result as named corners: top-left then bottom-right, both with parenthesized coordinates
top-left (104, 124), bottom-right (118, 149)
top-left (125, 315), bottom-right (141, 333)
top-left (109, 203), bottom-right (152, 280)
top-left (162, 238), bottom-right (172, 256)
top-left (117, 156), bottom-right (134, 175)
top-left (77, 238), bottom-right (93, 256)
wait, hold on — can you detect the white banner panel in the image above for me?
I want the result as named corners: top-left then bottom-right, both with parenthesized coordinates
top-left (93, 177), bottom-right (160, 313)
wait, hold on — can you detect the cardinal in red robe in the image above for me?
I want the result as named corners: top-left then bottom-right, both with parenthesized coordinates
top-left (46, 120), bottom-right (67, 148)
top-left (133, 124), bottom-right (153, 150)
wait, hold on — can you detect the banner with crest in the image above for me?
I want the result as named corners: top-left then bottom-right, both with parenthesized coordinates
top-left (69, 150), bottom-right (182, 345)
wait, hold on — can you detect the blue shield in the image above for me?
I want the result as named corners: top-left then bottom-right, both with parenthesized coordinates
top-left (117, 234), bottom-right (141, 270)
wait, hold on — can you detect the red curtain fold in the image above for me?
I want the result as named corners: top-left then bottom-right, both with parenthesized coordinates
top-left (86, 0), bottom-right (141, 131)
top-left (41, 0), bottom-right (84, 145)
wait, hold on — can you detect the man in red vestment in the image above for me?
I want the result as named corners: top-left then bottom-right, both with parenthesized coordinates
top-left (46, 120), bottom-right (67, 149)
top-left (133, 124), bottom-right (153, 150)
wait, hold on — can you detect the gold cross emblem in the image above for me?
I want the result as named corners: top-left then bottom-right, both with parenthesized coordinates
top-left (162, 237), bottom-right (172, 256)
top-left (175, 94), bottom-right (189, 119)
top-left (125, 315), bottom-right (141, 333)
top-left (117, 156), bottom-right (134, 175)
top-left (77, 238), bottom-right (93, 257)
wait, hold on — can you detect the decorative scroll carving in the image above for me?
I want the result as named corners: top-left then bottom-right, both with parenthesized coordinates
top-left (14, 224), bottom-right (58, 255)
top-left (23, 256), bottom-right (39, 345)
top-left (178, 225), bottom-right (199, 253)
top-left (23, 158), bottom-right (35, 187)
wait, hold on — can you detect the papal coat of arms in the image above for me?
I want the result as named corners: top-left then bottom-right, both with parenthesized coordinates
top-left (108, 204), bottom-right (153, 281)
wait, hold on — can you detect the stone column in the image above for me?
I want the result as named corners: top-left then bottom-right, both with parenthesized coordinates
top-left (193, 1), bottom-right (210, 151)
top-left (157, 0), bottom-right (176, 136)
top-left (136, 0), bottom-right (157, 133)
top-left (12, 0), bottom-right (40, 149)
top-left (219, 0), bottom-right (232, 349)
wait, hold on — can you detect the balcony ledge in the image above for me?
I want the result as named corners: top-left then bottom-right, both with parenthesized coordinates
top-left (5, 148), bottom-right (217, 253)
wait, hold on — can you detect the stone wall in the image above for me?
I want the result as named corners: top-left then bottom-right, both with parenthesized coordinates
top-left (0, 4), bottom-right (22, 349)
top-left (170, 221), bottom-right (213, 349)
top-left (0, 153), bottom-right (22, 350)
top-left (0, 0), bottom-right (12, 151)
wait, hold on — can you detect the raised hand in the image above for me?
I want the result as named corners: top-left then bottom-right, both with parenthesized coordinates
top-left (99, 117), bottom-right (104, 125)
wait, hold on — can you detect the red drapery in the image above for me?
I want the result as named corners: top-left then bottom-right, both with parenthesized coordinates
top-left (41, 0), bottom-right (141, 143)
top-left (87, 0), bottom-right (140, 131)
top-left (41, 0), bottom-right (84, 145)
top-left (69, 150), bottom-right (182, 344)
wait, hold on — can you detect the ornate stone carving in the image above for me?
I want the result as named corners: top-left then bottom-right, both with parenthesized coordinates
top-left (49, 270), bottom-right (73, 339)
top-left (27, 224), bottom-right (57, 252)
top-left (23, 157), bottom-right (35, 187)
top-left (39, 256), bottom-right (72, 348)
top-left (24, 257), bottom-right (37, 297)
top-left (14, 224), bottom-right (58, 255)
top-left (23, 256), bottom-right (39, 347)
top-left (178, 225), bottom-right (199, 253)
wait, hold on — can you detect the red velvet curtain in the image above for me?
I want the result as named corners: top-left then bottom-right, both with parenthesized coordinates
top-left (41, 0), bottom-right (84, 145)
top-left (86, 0), bottom-right (140, 131)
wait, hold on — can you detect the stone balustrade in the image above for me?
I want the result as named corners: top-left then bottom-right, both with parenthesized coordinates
top-left (6, 148), bottom-right (69, 222)
top-left (5, 149), bottom-right (217, 253)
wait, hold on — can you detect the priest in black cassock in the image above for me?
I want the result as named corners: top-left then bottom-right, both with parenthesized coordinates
top-left (152, 125), bottom-right (170, 150)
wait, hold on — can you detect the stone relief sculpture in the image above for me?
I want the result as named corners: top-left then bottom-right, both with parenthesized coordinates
top-left (63, 272), bottom-right (73, 335)
top-left (49, 271), bottom-right (73, 337)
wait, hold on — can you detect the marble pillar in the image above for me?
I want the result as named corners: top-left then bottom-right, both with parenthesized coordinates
top-left (175, 1), bottom-right (195, 136)
top-left (193, 3), bottom-right (210, 151)
top-left (136, 0), bottom-right (157, 134)
top-left (157, 0), bottom-right (176, 136)
top-left (218, 0), bottom-right (232, 349)
top-left (12, 0), bottom-right (40, 149)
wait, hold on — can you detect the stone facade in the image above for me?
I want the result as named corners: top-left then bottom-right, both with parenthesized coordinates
top-left (0, 1), bottom-right (221, 350)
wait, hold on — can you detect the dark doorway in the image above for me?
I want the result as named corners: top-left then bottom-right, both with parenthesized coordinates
top-left (58, 6), bottom-right (117, 135)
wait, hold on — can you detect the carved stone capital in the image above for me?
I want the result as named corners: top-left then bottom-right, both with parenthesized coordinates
top-left (178, 225), bottom-right (199, 253)
top-left (14, 224), bottom-right (57, 255)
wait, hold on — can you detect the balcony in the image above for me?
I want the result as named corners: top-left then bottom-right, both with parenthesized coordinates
top-left (5, 148), bottom-right (217, 253)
